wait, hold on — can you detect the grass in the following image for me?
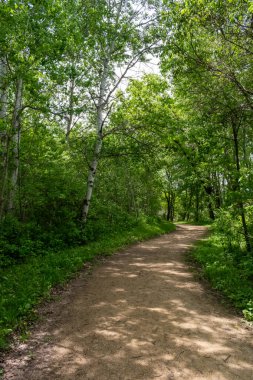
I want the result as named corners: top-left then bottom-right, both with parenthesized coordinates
top-left (190, 231), bottom-right (253, 321)
top-left (0, 219), bottom-right (175, 350)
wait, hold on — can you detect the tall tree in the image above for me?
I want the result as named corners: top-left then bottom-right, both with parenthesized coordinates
top-left (160, 0), bottom-right (253, 249)
top-left (80, 0), bottom-right (160, 224)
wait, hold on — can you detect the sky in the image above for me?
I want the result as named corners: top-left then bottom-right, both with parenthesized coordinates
top-left (117, 56), bottom-right (161, 92)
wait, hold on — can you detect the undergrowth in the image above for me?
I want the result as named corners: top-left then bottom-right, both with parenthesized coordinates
top-left (191, 230), bottom-right (253, 322)
top-left (0, 218), bottom-right (175, 350)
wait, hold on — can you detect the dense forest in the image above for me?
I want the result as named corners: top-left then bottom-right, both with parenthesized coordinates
top-left (1, 0), bottom-right (253, 348)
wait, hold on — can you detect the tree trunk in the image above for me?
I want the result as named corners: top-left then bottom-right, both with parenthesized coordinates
top-left (8, 78), bottom-right (23, 213)
top-left (214, 172), bottom-right (222, 209)
top-left (0, 57), bottom-right (8, 219)
top-left (81, 59), bottom-right (108, 224)
top-left (0, 56), bottom-right (7, 118)
top-left (194, 188), bottom-right (200, 222)
top-left (232, 120), bottom-right (251, 252)
top-left (204, 184), bottom-right (215, 220)
top-left (66, 77), bottom-right (75, 142)
top-left (0, 136), bottom-right (9, 219)
top-left (207, 201), bottom-right (215, 220)
top-left (81, 131), bottom-right (103, 223)
top-left (185, 189), bottom-right (192, 221)
top-left (165, 191), bottom-right (175, 222)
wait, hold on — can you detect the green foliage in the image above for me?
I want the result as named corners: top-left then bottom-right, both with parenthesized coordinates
top-left (0, 0), bottom-right (164, 269)
top-left (1, 0), bottom-right (253, 353)
top-left (213, 209), bottom-right (244, 251)
top-left (243, 301), bottom-right (253, 322)
top-left (0, 218), bottom-right (175, 350)
top-left (213, 208), bottom-right (253, 253)
top-left (191, 230), bottom-right (253, 321)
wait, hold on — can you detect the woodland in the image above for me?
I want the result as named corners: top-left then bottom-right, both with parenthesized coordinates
top-left (1, 0), bottom-right (253, 348)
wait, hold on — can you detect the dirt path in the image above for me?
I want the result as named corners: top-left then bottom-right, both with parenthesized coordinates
top-left (3, 225), bottom-right (253, 379)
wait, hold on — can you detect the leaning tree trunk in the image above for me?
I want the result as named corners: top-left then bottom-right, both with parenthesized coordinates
top-left (66, 77), bottom-right (75, 143)
top-left (81, 59), bottom-right (108, 224)
top-left (8, 78), bottom-right (23, 213)
top-left (214, 172), bottom-right (222, 209)
top-left (81, 128), bottom-right (103, 224)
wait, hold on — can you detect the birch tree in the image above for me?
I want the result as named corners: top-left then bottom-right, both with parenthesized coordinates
top-left (0, 0), bottom-right (80, 217)
top-left (81, 0), bottom-right (160, 224)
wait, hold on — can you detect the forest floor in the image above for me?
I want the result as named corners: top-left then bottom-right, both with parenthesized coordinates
top-left (2, 225), bottom-right (253, 380)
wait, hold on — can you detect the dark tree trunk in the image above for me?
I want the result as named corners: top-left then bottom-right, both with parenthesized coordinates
top-left (232, 119), bottom-right (251, 252)
top-left (165, 191), bottom-right (175, 222)
top-left (194, 187), bottom-right (200, 222)
top-left (208, 202), bottom-right (215, 220)
top-left (204, 184), bottom-right (215, 220)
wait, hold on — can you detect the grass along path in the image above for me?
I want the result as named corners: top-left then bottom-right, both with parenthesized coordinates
top-left (191, 232), bottom-right (253, 321)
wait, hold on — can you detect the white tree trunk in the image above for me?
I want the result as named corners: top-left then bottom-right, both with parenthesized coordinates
top-left (66, 77), bottom-right (75, 142)
top-left (82, 130), bottom-right (103, 223)
top-left (8, 78), bottom-right (23, 212)
top-left (82, 59), bottom-right (108, 224)
top-left (81, 0), bottom-right (149, 225)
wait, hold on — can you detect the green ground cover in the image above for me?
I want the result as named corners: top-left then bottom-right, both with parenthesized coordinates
top-left (191, 231), bottom-right (253, 322)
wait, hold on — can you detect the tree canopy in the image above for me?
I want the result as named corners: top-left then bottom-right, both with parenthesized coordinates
top-left (1, 0), bottom-right (253, 337)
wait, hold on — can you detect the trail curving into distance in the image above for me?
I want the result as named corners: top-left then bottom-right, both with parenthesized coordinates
top-left (3, 225), bottom-right (253, 379)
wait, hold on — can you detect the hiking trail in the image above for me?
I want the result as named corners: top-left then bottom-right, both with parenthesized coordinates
top-left (3, 225), bottom-right (253, 380)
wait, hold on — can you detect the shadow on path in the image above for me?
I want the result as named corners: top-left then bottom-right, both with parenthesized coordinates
top-left (3, 225), bottom-right (253, 380)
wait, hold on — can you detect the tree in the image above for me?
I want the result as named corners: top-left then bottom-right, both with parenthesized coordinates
top-left (160, 0), bottom-right (253, 249)
top-left (71, 0), bottom-right (161, 225)
top-left (0, 0), bottom-right (79, 218)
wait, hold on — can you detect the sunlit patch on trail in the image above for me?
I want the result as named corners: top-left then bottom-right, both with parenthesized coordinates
top-left (3, 225), bottom-right (253, 380)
